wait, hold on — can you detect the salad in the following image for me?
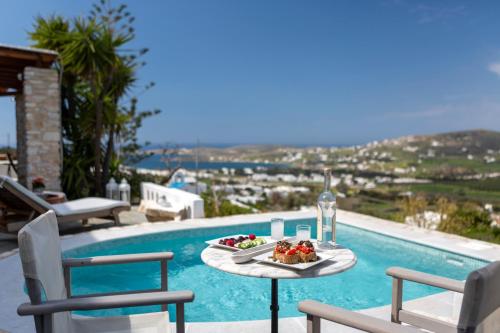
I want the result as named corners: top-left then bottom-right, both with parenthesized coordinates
top-left (237, 237), bottom-right (266, 249)
top-left (217, 234), bottom-right (267, 249)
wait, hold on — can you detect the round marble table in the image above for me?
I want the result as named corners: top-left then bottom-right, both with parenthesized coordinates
top-left (201, 243), bottom-right (357, 333)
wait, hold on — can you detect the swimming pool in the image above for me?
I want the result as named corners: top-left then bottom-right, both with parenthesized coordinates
top-left (64, 219), bottom-right (487, 322)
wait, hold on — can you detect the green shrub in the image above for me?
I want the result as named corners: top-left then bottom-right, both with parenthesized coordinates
top-left (439, 203), bottom-right (491, 234)
top-left (201, 191), bottom-right (252, 218)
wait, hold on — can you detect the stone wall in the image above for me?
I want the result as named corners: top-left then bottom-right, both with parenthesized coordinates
top-left (16, 67), bottom-right (61, 190)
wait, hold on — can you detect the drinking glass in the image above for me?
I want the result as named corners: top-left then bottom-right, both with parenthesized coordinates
top-left (296, 224), bottom-right (311, 241)
top-left (271, 218), bottom-right (284, 240)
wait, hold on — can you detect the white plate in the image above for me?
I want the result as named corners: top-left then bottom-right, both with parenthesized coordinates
top-left (253, 246), bottom-right (336, 271)
top-left (205, 235), bottom-right (268, 251)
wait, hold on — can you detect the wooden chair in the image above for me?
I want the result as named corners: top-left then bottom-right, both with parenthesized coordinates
top-left (17, 210), bottom-right (194, 333)
top-left (299, 262), bottom-right (500, 333)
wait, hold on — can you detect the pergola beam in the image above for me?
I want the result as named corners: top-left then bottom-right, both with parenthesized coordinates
top-left (0, 45), bottom-right (56, 63)
top-left (0, 44), bottom-right (58, 92)
top-left (0, 91), bottom-right (19, 96)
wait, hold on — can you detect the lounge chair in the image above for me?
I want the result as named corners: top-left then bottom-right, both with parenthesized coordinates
top-left (299, 262), bottom-right (500, 333)
top-left (17, 210), bottom-right (194, 333)
top-left (0, 176), bottom-right (130, 231)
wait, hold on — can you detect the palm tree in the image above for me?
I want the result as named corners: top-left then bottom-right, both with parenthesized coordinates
top-left (29, 1), bottom-right (158, 198)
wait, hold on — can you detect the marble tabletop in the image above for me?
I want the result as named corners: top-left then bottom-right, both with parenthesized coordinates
top-left (201, 244), bottom-right (357, 279)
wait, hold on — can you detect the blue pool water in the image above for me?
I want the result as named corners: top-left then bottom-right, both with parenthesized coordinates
top-left (64, 219), bottom-right (487, 322)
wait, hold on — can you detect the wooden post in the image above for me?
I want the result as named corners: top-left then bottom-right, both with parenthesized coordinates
top-left (42, 314), bottom-right (53, 333)
top-left (63, 266), bottom-right (71, 298)
top-left (176, 303), bottom-right (185, 333)
top-left (160, 259), bottom-right (168, 311)
top-left (391, 278), bottom-right (403, 323)
top-left (307, 314), bottom-right (321, 333)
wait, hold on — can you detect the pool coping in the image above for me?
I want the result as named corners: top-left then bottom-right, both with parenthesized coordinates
top-left (1, 209), bottom-right (499, 332)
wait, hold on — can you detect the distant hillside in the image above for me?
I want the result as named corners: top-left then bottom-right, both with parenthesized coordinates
top-left (141, 130), bottom-right (500, 175)
top-left (204, 129), bottom-right (500, 155)
top-left (344, 129), bottom-right (500, 179)
top-left (378, 130), bottom-right (500, 155)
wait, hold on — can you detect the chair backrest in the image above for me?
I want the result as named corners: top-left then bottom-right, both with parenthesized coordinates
top-left (18, 210), bottom-right (72, 332)
top-left (0, 176), bottom-right (52, 213)
top-left (458, 261), bottom-right (500, 333)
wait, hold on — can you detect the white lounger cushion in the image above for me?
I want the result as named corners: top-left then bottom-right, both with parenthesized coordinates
top-left (52, 198), bottom-right (130, 216)
top-left (72, 312), bottom-right (170, 333)
top-left (1, 176), bottom-right (130, 222)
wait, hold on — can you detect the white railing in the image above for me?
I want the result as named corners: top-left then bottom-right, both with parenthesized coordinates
top-left (140, 182), bottom-right (204, 219)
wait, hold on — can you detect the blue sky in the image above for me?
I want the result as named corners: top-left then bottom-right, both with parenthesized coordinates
top-left (1, 0), bottom-right (500, 146)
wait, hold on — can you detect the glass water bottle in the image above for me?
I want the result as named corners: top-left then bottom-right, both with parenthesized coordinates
top-left (317, 168), bottom-right (337, 249)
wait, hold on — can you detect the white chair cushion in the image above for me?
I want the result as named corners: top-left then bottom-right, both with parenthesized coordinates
top-left (72, 312), bottom-right (170, 333)
top-left (18, 211), bottom-right (73, 333)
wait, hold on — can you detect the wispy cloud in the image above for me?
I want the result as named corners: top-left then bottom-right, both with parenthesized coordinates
top-left (383, 1), bottom-right (466, 24)
top-left (488, 62), bottom-right (500, 77)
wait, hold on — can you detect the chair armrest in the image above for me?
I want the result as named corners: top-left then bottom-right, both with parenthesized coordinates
top-left (18, 290), bottom-right (194, 316)
top-left (62, 252), bottom-right (173, 300)
top-left (62, 252), bottom-right (174, 267)
top-left (386, 267), bottom-right (465, 293)
top-left (298, 300), bottom-right (422, 333)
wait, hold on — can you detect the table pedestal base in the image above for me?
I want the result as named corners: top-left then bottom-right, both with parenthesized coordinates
top-left (270, 279), bottom-right (279, 333)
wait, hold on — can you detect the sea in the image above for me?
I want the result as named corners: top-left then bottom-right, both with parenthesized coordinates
top-left (134, 141), bottom-right (350, 170)
top-left (134, 154), bottom-right (287, 170)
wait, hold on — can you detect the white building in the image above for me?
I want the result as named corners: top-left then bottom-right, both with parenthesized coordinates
top-left (167, 169), bottom-right (207, 194)
top-left (484, 156), bottom-right (496, 164)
